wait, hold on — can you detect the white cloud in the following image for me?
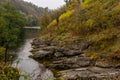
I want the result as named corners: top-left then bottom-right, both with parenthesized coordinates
top-left (23, 0), bottom-right (65, 9)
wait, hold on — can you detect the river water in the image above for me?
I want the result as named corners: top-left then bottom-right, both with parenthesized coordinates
top-left (12, 28), bottom-right (54, 80)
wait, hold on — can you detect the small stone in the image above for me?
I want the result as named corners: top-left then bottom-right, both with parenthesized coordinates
top-left (54, 52), bottom-right (64, 57)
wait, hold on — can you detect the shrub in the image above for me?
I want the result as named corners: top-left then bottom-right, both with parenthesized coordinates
top-left (0, 47), bottom-right (5, 61)
top-left (0, 66), bottom-right (20, 80)
top-left (109, 50), bottom-right (120, 60)
top-left (59, 10), bottom-right (73, 21)
top-left (47, 19), bottom-right (57, 29)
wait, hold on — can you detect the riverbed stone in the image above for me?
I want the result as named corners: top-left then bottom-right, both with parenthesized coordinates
top-left (31, 38), bottom-right (120, 80)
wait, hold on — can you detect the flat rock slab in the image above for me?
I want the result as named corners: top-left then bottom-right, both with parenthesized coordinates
top-left (57, 67), bottom-right (120, 80)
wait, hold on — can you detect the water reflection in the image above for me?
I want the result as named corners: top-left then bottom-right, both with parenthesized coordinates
top-left (24, 28), bottom-right (40, 39)
top-left (12, 28), bottom-right (54, 80)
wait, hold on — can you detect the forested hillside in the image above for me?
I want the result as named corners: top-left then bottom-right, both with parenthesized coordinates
top-left (0, 0), bottom-right (45, 16)
top-left (0, 0), bottom-right (46, 26)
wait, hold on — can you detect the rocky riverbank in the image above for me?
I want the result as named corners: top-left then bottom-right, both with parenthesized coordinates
top-left (30, 38), bottom-right (120, 80)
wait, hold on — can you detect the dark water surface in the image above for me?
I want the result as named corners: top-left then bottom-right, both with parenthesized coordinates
top-left (12, 28), bottom-right (54, 80)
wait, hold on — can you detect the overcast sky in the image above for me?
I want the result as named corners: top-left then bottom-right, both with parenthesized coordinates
top-left (23, 0), bottom-right (65, 9)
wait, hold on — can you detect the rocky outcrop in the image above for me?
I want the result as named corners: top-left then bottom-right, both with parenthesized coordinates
top-left (30, 38), bottom-right (120, 80)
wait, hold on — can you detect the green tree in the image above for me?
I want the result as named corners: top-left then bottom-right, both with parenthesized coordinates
top-left (0, 3), bottom-right (25, 63)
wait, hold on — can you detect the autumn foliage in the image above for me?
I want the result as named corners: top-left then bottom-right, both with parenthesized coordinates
top-left (40, 0), bottom-right (120, 61)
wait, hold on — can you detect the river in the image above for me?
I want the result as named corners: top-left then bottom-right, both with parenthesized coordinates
top-left (12, 28), bottom-right (54, 80)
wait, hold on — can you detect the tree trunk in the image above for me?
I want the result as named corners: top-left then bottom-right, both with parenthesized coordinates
top-left (5, 45), bottom-right (8, 64)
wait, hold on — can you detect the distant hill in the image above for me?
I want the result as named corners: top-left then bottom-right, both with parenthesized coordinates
top-left (0, 0), bottom-right (49, 26)
top-left (0, 0), bottom-right (46, 17)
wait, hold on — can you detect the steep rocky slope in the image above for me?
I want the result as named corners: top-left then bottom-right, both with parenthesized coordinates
top-left (31, 0), bottom-right (120, 79)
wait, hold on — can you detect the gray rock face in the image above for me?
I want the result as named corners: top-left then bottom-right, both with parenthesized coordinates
top-left (31, 38), bottom-right (120, 80)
